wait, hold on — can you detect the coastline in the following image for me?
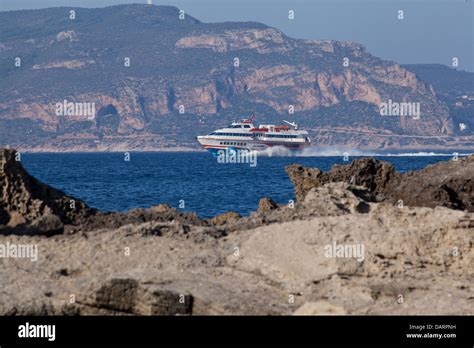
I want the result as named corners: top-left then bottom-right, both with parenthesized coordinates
top-left (12, 146), bottom-right (473, 156)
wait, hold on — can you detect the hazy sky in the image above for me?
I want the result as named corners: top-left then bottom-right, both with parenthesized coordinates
top-left (1, 0), bottom-right (473, 71)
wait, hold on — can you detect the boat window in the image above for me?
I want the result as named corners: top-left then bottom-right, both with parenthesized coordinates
top-left (244, 125), bottom-right (251, 128)
top-left (265, 134), bottom-right (298, 139)
top-left (217, 132), bottom-right (252, 137)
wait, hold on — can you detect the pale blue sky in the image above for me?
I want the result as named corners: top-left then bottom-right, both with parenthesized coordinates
top-left (1, 0), bottom-right (473, 71)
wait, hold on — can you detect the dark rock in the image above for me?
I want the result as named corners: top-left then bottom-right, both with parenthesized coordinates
top-left (95, 278), bottom-right (139, 313)
top-left (286, 159), bottom-right (398, 202)
top-left (286, 155), bottom-right (474, 211)
top-left (391, 156), bottom-right (474, 211)
top-left (149, 290), bottom-right (193, 315)
top-left (257, 198), bottom-right (278, 214)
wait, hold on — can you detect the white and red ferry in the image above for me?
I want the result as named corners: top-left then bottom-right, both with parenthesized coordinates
top-left (196, 115), bottom-right (311, 155)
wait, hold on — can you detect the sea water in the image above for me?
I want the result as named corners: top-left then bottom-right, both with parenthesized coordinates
top-left (21, 152), bottom-right (464, 218)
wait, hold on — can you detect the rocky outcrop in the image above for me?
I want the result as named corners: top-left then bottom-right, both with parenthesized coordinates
top-left (286, 155), bottom-right (474, 211)
top-left (392, 156), bottom-right (474, 211)
top-left (286, 158), bottom-right (399, 202)
top-left (0, 150), bottom-right (472, 315)
top-left (0, 149), bottom-right (207, 235)
top-left (0, 148), bottom-right (97, 235)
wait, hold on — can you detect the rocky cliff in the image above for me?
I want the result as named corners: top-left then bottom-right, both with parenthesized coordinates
top-left (0, 4), bottom-right (471, 151)
top-left (0, 149), bottom-right (472, 315)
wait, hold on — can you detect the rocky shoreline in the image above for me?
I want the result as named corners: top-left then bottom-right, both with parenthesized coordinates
top-left (0, 148), bottom-right (472, 315)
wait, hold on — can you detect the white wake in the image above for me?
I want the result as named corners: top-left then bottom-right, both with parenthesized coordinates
top-left (248, 146), bottom-right (472, 158)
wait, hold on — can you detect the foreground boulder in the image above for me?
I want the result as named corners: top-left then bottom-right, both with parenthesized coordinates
top-left (286, 155), bottom-right (474, 211)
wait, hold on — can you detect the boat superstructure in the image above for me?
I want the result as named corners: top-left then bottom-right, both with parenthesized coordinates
top-left (196, 115), bottom-right (311, 155)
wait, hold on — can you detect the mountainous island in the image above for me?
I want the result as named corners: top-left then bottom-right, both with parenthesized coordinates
top-left (0, 4), bottom-right (473, 152)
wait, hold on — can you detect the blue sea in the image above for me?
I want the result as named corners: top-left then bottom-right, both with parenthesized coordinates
top-left (21, 152), bottom-right (463, 218)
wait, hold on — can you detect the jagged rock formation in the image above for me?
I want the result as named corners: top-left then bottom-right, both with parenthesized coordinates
top-left (1, 4), bottom-right (471, 151)
top-left (0, 148), bottom-right (207, 235)
top-left (286, 155), bottom-right (474, 211)
top-left (0, 149), bottom-right (472, 315)
top-left (0, 148), bottom-right (96, 235)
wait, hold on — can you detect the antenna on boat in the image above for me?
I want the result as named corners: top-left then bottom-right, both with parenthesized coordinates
top-left (283, 120), bottom-right (298, 130)
top-left (249, 112), bottom-right (255, 123)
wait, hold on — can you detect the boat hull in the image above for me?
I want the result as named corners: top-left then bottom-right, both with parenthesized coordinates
top-left (197, 136), bottom-right (310, 156)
